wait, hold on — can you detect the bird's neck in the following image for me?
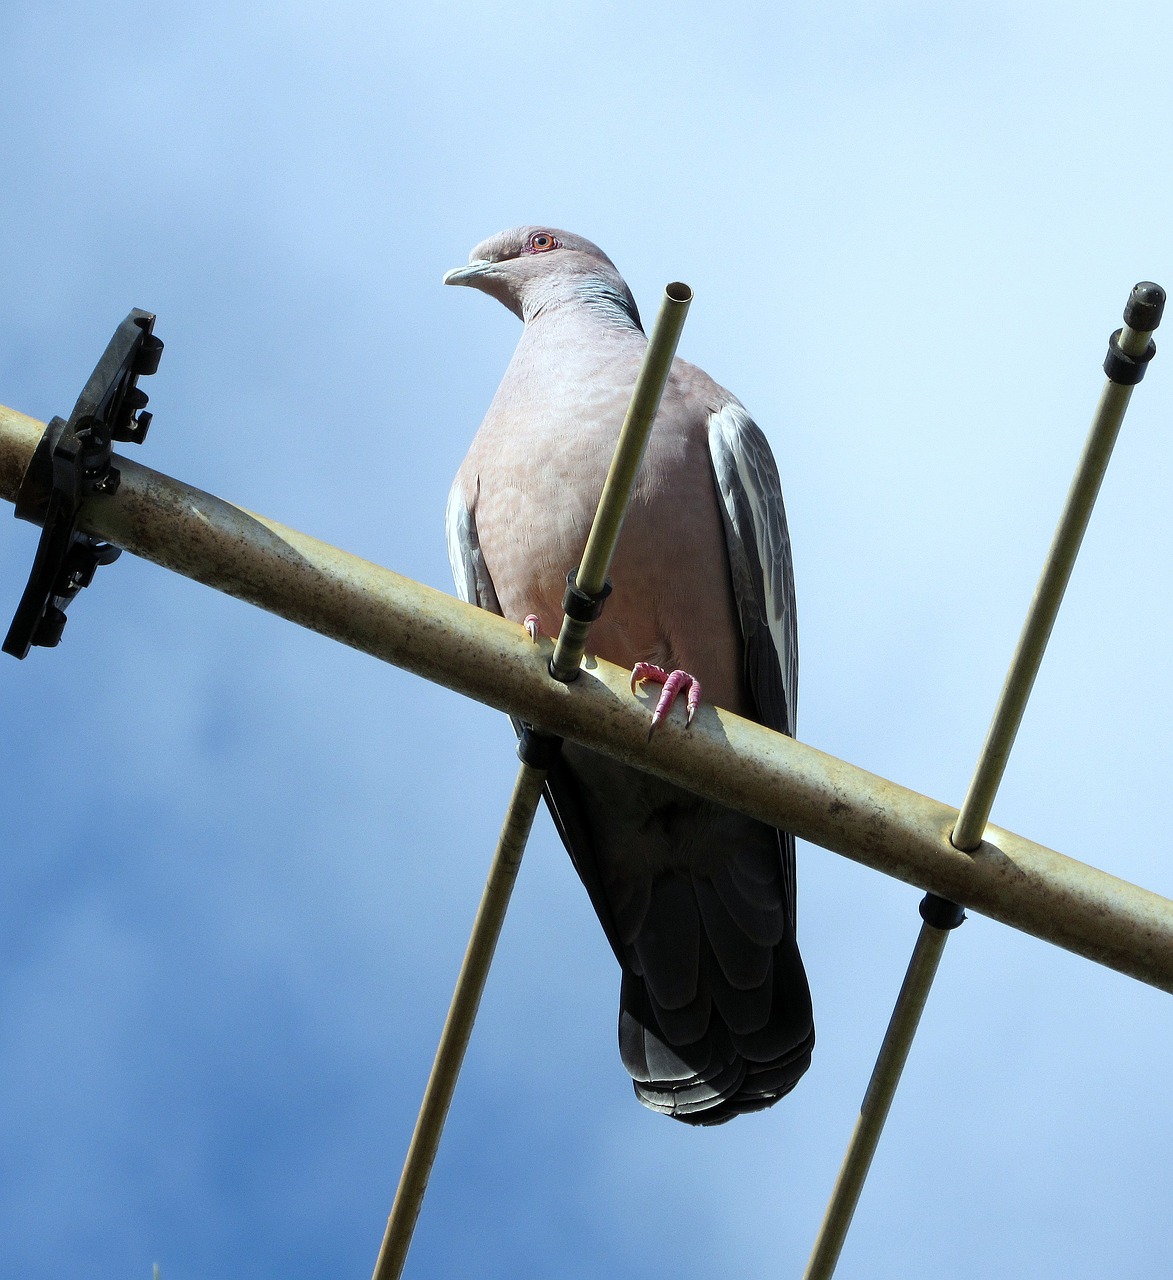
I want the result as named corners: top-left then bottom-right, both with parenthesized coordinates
top-left (500, 299), bottom-right (648, 405)
top-left (522, 280), bottom-right (643, 333)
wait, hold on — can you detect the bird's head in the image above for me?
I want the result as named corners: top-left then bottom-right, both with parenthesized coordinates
top-left (443, 226), bottom-right (642, 330)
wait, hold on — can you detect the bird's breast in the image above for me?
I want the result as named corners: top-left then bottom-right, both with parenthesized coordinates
top-left (457, 346), bottom-right (749, 716)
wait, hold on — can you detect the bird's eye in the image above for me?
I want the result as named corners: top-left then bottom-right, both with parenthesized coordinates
top-left (528, 232), bottom-right (559, 253)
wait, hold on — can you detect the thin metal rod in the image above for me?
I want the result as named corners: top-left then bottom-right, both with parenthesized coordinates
top-left (370, 284), bottom-right (693, 1279)
top-left (804, 284), bottom-right (1165, 1280)
top-left (803, 919), bottom-right (951, 1280)
top-left (2, 404), bottom-right (1173, 989)
top-left (953, 311), bottom-right (1160, 851)
top-left (371, 761), bottom-right (547, 1280)
top-left (549, 282), bottom-right (691, 681)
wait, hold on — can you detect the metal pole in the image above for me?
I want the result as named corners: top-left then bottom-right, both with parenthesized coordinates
top-left (370, 283), bottom-right (691, 1280)
top-left (549, 282), bottom-right (691, 681)
top-left (2, 400), bottom-right (1172, 987)
top-left (803, 902), bottom-right (960, 1280)
top-left (3, 399), bottom-right (1173, 987)
top-left (802, 282), bottom-right (1165, 1280)
top-left (370, 761), bottom-right (547, 1280)
top-left (953, 284), bottom-right (1166, 851)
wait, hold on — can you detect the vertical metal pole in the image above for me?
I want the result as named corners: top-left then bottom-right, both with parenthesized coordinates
top-left (803, 282), bottom-right (1164, 1280)
top-left (953, 283), bottom-right (1165, 852)
top-left (548, 282), bottom-right (692, 682)
top-left (371, 283), bottom-right (691, 1280)
top-left (371, 760), bottom-right (548, 1280)
top-left (802, 897), bottom-right (963, 1280)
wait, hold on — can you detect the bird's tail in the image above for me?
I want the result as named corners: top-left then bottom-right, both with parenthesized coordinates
top-left (618, 900), bottom-right (814, 1125)
top-left (540, 742), bottom-right (814, 1123)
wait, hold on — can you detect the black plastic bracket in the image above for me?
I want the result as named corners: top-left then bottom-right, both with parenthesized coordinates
top-left (3, 309), bottom-right (163, 659)
top-left (517, 724), bottom-right (563, 770)
top-left (919, 893), bottom-right (966, 931)
top-left (561, 569), bottom-right (612, 624)
top-left (1103, 329), bottom-right (1157, 385)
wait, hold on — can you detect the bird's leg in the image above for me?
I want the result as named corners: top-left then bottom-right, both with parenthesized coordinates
top-left (523, 614), bottom-right (542, 642)
top-left (630, 663), bottom-right (702, 738)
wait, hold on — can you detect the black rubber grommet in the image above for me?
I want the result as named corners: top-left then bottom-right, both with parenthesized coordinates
top-left (517, 725), bottom-right (563, 770)
top-left (561, 569), bottom-right (613, 623)
top-left (1103, 329), bottom-right (1156, 385)
top-left (1123, 281), bottom-right (1166, 333)
top-left (920, 893), bottom-right (966, 930)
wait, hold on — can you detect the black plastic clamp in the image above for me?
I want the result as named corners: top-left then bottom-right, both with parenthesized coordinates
top-left (561, 569), bottom-right (612, 624)
top-left (517, 724), bottom-right (563, 770)
top-left (1103, 330), bottom-right (1157, 385)
top-left (1103, 281), bottom-right (1165, 385)
top-left (3, 309), bottom-right (163, 659)
top-left (919, 893), bottom-right (966, 931)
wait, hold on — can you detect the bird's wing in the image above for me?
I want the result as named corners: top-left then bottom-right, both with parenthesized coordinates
top-left (707, 400), bottom-right (800, 926)
top-left (707, 400), bottom-right (798, 738)
top-left (445, 479), bottom-right (503, 615)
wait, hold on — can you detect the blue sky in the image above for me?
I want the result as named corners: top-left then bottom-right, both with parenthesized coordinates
top-left (1, 3), bottom-right (1171, 1276)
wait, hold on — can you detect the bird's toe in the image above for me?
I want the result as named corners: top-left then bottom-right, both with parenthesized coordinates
top-left (631, 663), bottom-right (702, 737)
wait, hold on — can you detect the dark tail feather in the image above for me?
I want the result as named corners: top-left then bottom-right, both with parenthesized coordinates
top-left (538, 743), bottom-right (814, 1123)
top-left (619, 929), bottom-right (814, 1126)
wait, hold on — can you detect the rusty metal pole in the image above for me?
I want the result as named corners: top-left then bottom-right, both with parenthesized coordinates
top-left (3, 400), bottom-right (1173, 985)
top-left (3, 400), bottom-right (1173, 982)
top-left (802, 282), bottom-right (1166, 1280)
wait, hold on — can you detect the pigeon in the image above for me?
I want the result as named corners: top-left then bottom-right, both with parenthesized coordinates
top-left (445, 227), bottom-right (813, 1124)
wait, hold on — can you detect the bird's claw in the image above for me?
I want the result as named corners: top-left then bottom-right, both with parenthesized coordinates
top-left (523, 614), bottom-right (542, 642)
top-left (630, 662), bottom-right (701, 739)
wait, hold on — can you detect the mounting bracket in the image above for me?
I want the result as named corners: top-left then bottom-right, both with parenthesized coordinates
top-left (3, 309), bottom-right (163, 658)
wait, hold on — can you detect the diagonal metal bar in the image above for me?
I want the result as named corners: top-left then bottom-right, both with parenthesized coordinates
top-left (370, 759), bottom-right (548, 1280)
top-left (4, 396), bottom-right (1173, 988)
top-left (953, 283), bottom-right (1165, 851)
top-left (2, 402), bottom-right (1172, 988)
top-left (549, 282), bottom-right (692, 682)
top-left (803, 904), bottom-right (957, 1280)
top-left (802, 282), bottom-right (1165, 1280)
top-left (369, 282), bottom-right (691, 1280)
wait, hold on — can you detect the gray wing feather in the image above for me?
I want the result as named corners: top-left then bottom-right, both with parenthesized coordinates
top-left (707, 402), bottom-right (798, 738)
top-left (708, 402), bottom-right (801, 925)
top-left (445, 479), bottom-right (502, 614)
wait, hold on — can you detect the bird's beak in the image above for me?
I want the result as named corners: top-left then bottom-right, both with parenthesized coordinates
top-left (443, 259), bottom-right (494, 287)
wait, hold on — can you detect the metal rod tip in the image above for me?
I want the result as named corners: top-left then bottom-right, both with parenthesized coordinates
top-left (1125, 282), bottom-right (1165, 332)
top-left (665, 282), bottom-right (692, 304)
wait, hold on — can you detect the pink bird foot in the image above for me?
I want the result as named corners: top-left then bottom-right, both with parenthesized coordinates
top-left (523, 614), bottom-right (542, 642)
top-left (630, 663), bottom-right (702, 739)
